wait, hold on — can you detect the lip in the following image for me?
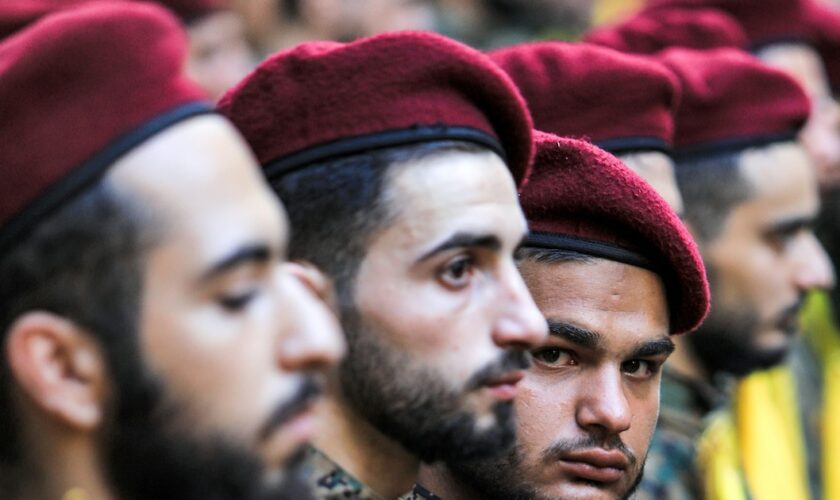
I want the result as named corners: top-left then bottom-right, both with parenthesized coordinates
top-left (559, 448), bottom-right (629, 484)
top-left (481, 370), bottom-right (524, 400)
top-left (262, 401), bottom-right (318, 467)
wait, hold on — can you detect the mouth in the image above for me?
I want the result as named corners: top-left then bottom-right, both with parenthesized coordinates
top-left (259, 377), bottom-right (323, 442)
top-left (480, 370), bottom-right (524, 400)
top-left (559, 448), bottom-right (629, 484)
top-left (776, 300), bottom-right (804, 337)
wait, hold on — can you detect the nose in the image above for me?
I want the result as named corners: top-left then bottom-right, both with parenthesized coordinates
top-left (575, 368), bottom-right (632, 437)
top-left (791, 233), bottom-right (835, 291)
top-left (275, 262), bottom-right (346, 372)
top-left (491, 261), bottom-right (549, 350)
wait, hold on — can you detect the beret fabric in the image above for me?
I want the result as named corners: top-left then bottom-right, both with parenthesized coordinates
top-left (584, 6), bottom-right (747, 54)
top-left (219, 31), bottom-right (534, 187)
top-left (646, 0), bottom-right (835, 49)
top-left (522, 131), bottom-right (709, 335)
top-left (0, 0), bottom-right (57, 39)
top-left (657, 47), bottom-right (810, 157)
top-left (490, 42), bottom-right (679, 154)
top-left (0, 1), bottom-right (209, 253)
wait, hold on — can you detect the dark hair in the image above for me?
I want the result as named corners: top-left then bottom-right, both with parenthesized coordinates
top-left (674, 150), bottom-right (753, 242)
top-left (0, 180), bottom-right (153, 480)
top-left (272, 140), bottom-right (486, 309)
top-left (515, 246), bottom-right (594, 264)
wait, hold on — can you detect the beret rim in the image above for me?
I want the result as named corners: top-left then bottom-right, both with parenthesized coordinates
top-left (0, 102), bottom-right (212, 256)
top-left (673, 129), bottom-right (800, 162)
top-left (594, 136), bottom-right (672, 156)
top-left (263, 125), bottom-right (505, 180)
top-left (525, 231), bottom-right (658, 272)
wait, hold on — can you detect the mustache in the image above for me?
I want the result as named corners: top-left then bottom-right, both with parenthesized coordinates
top-left (541, 435), bottom-right (637, 466)
top-left (465, 349), bottom-right (532, 391)
top-left (257, 376), bottom-right (322, 442)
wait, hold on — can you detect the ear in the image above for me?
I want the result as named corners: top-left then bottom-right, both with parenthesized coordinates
top-left (6, 312), bottom-right (107, 430)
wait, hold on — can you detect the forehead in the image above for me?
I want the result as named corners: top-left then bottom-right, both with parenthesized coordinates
top-left (107, 115), bottom-right (286, 263)
top-left (758, 43), bottom-right (831, 98)
top-left (383, 149), bottom-right (526, 245)
top-left (519, 258), bottom-right (669, 347)
top-left (737, 142), bottom-right (819, 220)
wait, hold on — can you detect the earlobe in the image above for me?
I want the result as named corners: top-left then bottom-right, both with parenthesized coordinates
top-left (6, 312), bottom-right (106, 430)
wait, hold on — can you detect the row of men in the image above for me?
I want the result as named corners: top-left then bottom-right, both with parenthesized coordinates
top-left (2, 0), bottom-right (840, 499)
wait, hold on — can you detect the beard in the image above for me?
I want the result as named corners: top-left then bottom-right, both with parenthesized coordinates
top-left (337, 306), bottom-right (530, 463)
top-left (448, 435), bottom-right (644, 500)
top-left (99, 338), bottom-right (313, 500)
top-left (688, 271), bottom-right (801, 378)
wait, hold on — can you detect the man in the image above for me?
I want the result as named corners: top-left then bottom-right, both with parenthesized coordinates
top-left (490, 41), bottom-right (685, 212)
top-left (646, 0), bottom-right (840, 192)
top-left (417, 132), bottom-right (709, 499)
top-left (220, 32), bottom-right (549, 498)
top-left (0, 4), bottom-right (344, 499)
top-left (634, 47), bottom-right (834, 499)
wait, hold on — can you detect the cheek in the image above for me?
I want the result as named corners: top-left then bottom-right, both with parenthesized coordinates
top-left (515, 375), bottom-right (575, 454)
top-left (623, 384), bottom-right (660, 456)
top-left (712, 240), bottom-right (787, 311)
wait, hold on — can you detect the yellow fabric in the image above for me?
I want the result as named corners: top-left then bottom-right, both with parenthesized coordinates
top-left (697, 411), bottom-right (748, 500)
top-left (800, 292), bottom-right (840, 500)
top-left (592, 0), bottom-right (642, 25)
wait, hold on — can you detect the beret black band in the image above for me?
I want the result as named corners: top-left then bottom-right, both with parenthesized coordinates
top-left (524, 231), bottom-right (658, 273)
top-left (0, 101), bottom-right (212, 256)
top-left (673, 129), bottom-right (799, 162)
top-left (594, 136), bottom-right (672, 155)
top-left (262, 125), bottom-right (506, 181)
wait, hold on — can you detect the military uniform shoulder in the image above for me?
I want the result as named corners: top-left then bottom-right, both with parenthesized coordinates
top-left (301, 446), bottom-right (387, 500)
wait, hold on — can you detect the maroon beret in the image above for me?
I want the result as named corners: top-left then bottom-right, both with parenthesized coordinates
top-left (490, 42), bottom-right (679, 154)
top-left (584, 6), bottom-right (747, 54)
top-left (645, 0), bottom-right (831, 49)
top-left (0, 1), bottom-right (209, 253)
top-left (522, 131), bottom-right (709, 335)
top-left (657, 47), bottom-right (810, 157)
top-left (219, 31), bottom-right (534, 187)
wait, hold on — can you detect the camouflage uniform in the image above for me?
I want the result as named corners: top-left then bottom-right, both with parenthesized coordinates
top-left (301, 446), bottom-right (441, 500)
top-left (635, 367), bottom-right (728, 500)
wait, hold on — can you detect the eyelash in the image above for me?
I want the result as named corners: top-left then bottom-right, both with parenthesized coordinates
top-left (218, 290), bottom-right (257, 312)
top-left (533, 347), bottom-right (663, 380)
top-left (437, 254), bottom-right (476, 289)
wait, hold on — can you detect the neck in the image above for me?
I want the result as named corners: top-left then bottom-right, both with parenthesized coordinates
top-left (313, 391), bottom-right (419, 498)
top-left (418, 463), bottom-right (484, 500)
top-left (667, 335), bottom-right (710, 384)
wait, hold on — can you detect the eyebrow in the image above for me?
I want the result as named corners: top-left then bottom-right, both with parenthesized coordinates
top-left (417, 231), bottom-right (504, 262)
top-left (766, 215), bottom-right (815, 235)
top-left (548, 321), bottom-right (602, 350)
top-left (198, 244), bottom-right (272, 284)
top-left (629, 337), bottom-right (676, 358)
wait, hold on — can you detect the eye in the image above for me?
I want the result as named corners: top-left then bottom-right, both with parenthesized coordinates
top-left (621, 359), bottom-right (659, 380)
top-left (217, 290), bottom-right (257, 312)
top-left (532, 347), bottom-right (575, 367)
top-left (437, 255), bottom-right (475, 289)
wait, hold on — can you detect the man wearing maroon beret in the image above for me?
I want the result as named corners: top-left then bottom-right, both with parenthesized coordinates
top-left (416, 132), bottom-right (709, 499)
top-left (633, 47), bottom-right (834, 499)
top-left (490, 41), bottom-right (685, 213)
top-left (0, 4), bottom-right (344, 499)
top-left (220, 32), bottom-right (548, 499)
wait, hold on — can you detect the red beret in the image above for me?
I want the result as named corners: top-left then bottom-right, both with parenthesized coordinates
top-left (0, 2), bottom-right (209, 253)
top-left (522, 131), bottom-right (709, 335)
top-left (219, 32), bottom-right (534, 187)
top-left (584, 6), bottom-right (747, 54)
top-left (490, 42), bottom-right (679, 154)
top-left (657, 47), bottom-right (810, 157)
top-left (646, 0), bottom-right (831, 49)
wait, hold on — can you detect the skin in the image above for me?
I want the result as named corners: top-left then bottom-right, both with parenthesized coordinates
top-left (186, 10), bottom-right (255, 101)
top-left (314, 150), bottom-right (548, 497)
top-left (619, 151), bottom-right (684, 214)
top-left (421, 258), bottom-right (672, 500)
top-left (758, 43), bottom-right (840, 191)
top-left (7, 115), bottom-right (345, 499)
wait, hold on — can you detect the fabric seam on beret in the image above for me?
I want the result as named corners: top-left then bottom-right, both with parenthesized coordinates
top-left (0, 101), bottom-right (212, 256)
top-left (263, 125), bottom-right (506, 180)
top-left (673, 129), bottom-right (799, 161)
top-left (525, 231), bottom-right (659, 273)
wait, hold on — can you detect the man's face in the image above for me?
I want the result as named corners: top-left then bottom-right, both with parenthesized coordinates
top-left (619, 151), bottom-right (684, 214)
top-left (759, 43), bottom-right (840, 191)
top-left (107, 115), bottom-right (344, 496)
top-left (691, 142), bottom-right (833, 376)
top-left (187, 10), bottom-right (254, 100)
top-left (450, 257), bottom-right (671, 500)
top-left (341, 149), bottom-right (548, 462)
